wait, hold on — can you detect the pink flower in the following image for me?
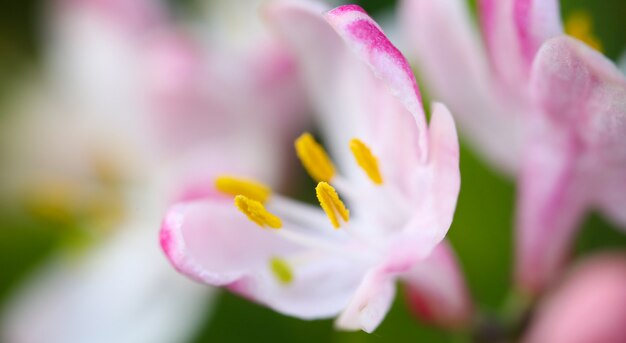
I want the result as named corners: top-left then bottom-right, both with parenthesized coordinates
top-left (523, 253), bottom-right (626, 343)
top-left (143, 0), bottom-right (308, 160)
top-left (401, 0), bottom-right (626, 293)
top-left (1, 0), bottom-right (308, 342)
top-left (160, 2), bottom-right (469, 332)
top-left (519, 36), bottom-right (626, 293)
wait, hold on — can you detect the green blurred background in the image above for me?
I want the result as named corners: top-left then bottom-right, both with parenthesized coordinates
top-left (1, 0), bottom-right (625, 342)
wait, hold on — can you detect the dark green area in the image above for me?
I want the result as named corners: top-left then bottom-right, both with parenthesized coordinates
top-left (0, 211), bottom-right (61, 301)
top-left (193, 285), bottom-right (447, 343)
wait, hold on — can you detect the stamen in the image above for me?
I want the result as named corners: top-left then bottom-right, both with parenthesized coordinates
top-left (216, 176), bottom-right (271, 203)
top-left (349, 138), bottom-right (383, 185)
top-left (269, 257), bottom-right (294, 285)
top-left (565, 10), bottom-right (603, 52)
top-left (315, 181), bottom-right (349, 229)
top-left (234, 195), bottom-right (282, 229)
top-left (295, 133), bottom-right (336, 182)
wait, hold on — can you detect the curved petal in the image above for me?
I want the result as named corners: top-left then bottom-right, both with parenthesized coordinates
top-left (512, 0), bottom-right (562, 66)
top-left (334, 235), bottom-right (460, 332)
top-left (403, 241), bottom-right (472, 328)
top-left (160, 198), bottom-right (367, 319)
top-left (160, 198), bottom-right (297, 285)
top-left (530, 36), bottom-right (626, 237)
top-left (400, 0), bottom-right (521, 174)
top-left (266, 1), bottom-right (425, 189)
top-left (562, 39), bottom-right (626, 165)
top-left (515, 123), bottom-right (587, 293)
top-left (479, 0), bottom-right (561, 89)
top-left (396, 103), bottom-right (460, 252)
top-left (2, 221), bottom-right (210, 343)
top-left (335, 268), bottom-right (396, 333)
top-left (530, 36), bottom-right (623, 129)
top-left (425, 103), bottom-right (461, 240)
top-left (324, 5), bottom-right (428, 159)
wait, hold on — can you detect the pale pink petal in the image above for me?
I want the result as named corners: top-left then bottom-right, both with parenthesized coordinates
top-left (425, 103), bottom-right (461, 241)
top-left (2, 217), bottom-right (210, 343)
top-left (523, 253), bottom-right (626, 343)
top-left (324, 5), bottom-right (428, 160)
top-left (403, 242), bottom-right (472, 328)
top-left (335, 268), bottom-right (396, 333)
top-left (391, 103), bottom-right (460, 255)
top-left (515, 124), bottom-right (587, 293)
top-left (161, 138), bottom-right (284, 204)
top-left (46, 0), bottom-right (167, 164)
top-left (479, 0), bottom-right (561, 90)
top-left (143, 30), bottom-right (211, 154)
top-left (532, 36), bottom-right (626, 146)
top-left (235, 254), bottom-right (368, 320)
top-left (266, 1), bottom-right (424, 188)
top-left (160, 198), bottom-right (366, 319)
top-left (264, 0), bottom-right (346, 157)
top-left (55, 0), bottom-right (164, 34)
top-left (160, 199), bottom-right (297, 286)
top-left (530, 37), bottom-right (608, 125)
top-left (512, 0), bottom-right (562, 66)
top-left (529, 36), bottom-right (626, 237)
top-left (143, 30), bottom-right (306, 159)
top-left (400, 0), bottom-right (521, 174)
top-left (479, 0), bottom-right (526, 89)
top-left (192, 1), bottom-right (308, 143)
top-left (334, 233), bottom-right (452, 332)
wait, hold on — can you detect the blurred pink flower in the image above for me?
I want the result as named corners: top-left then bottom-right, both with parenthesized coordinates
top-left (1, 0), bottom-right (308, 342)
top-left (160, 2), bottom-right (469, 332)
top-left (523, 253), bottom-right (626, 343)
top-left (401, 0), bottom-right (626, 293)
top-left (404, 242), bottom-right (473, 329)
top-left (519, 36), bottom-right (626, 294)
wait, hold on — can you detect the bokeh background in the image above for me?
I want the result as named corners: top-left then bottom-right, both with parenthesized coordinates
top-left (1, 0), bottom-right (625, 342)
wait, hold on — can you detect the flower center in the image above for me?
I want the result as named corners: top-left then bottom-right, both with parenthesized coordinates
top-left (216, 132), bottom-right (403, 285)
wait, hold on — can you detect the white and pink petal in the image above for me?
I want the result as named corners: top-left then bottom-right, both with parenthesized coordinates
top-left (400, 0), bottom-right (522, 175)
top-left (160, 197), bottom-right (368, 319)
top-left (514, 122), bottom-right (587, 293)
top-left (267, 1), bottom-right (427, 189)
top-left (335, 268), bottom-right (396, 333)
top-left (479, 0), bottom-right (561, 89)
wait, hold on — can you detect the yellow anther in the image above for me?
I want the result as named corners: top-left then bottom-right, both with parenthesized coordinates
top-left (565, 10), bottom-right (603, 52)
top-left (315, 182), bottom-right (349, 229)
top-left (234, 195), bottom-right (282, 229)
top-left (349, 138), bottom-right (383, 185)
top-left (295, 133), bottom-right (336, 182)
top-left (216, 176), bottom-right (271, 203)
top-left (269, 257), bottom-right (294, 285)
